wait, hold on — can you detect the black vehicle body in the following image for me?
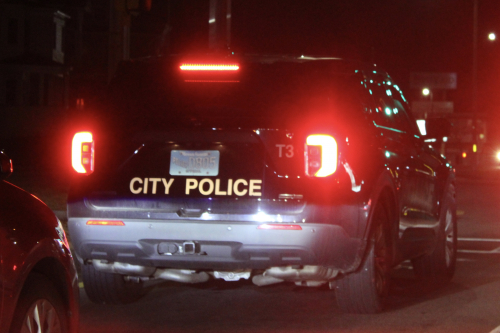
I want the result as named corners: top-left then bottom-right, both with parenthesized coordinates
top-left (68, 55), bottom-right (455, 312)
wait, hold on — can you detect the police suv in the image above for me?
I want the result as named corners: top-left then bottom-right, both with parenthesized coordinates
top-left (67, 54), bottom-right (456, 313)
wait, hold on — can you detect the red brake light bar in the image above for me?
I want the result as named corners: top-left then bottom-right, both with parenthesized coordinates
top-left (72, 131), bottom-right (94, 174)
top-left (258, 224), bottom-right (302, 230)
top-left (86, 220), bottom-right (125, 226)
top-left (305, 134), bottom-right (338, 177)
top-left (180, 64), bottom-right (240, 71)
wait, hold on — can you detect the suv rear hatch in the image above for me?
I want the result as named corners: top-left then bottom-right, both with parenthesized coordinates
top-left (69, 56), bottom-right (370, 220)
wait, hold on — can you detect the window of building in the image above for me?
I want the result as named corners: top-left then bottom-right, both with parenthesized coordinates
top-left (5, 79), bottom-right (17, 106)
top-left (7, 19), bottom-right (19, 45)
top-left (29, 73), bottom-right (41, 106)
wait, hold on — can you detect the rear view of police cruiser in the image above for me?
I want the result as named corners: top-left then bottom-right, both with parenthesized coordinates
top-left (67, 55), bottom-right (456, 313)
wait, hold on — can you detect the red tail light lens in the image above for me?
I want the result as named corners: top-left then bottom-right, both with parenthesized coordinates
top-left (180, 64), bottom-right (239, 71)
top-left (305, 134), bottom-right (338, 177)
top-left (72, 131), bottom-right (94, 174)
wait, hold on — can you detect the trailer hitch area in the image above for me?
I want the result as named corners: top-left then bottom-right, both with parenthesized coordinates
top-left (158, 241), bottom-right (202, 255)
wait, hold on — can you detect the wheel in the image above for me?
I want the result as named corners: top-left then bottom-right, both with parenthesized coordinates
top-left (334, 205), bottom-right (391, 314)
top-left (82, 262), bottom-right (147, 304)
top-left (412, 184), bottom-right (457, 283)
top-left (10, 273), bottom-right (68, 333)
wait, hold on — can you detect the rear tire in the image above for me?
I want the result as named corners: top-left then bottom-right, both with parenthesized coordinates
top-left (334, 205), bottom-right (391, 314)
top-left (10, 273), bottom-right (69, 333)
top-left (82, 263), bottom-right (147, 304)
top-left (412, 184), bottom-right (457, 283)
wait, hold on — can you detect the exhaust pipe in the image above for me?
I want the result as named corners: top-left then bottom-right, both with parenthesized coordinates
top-left (91, 260), bottom-right (209, 283)
top-left (92, 260), bottom-right (156, 276)
top-left (252, 274), bottom-right (284, 287)
top-left (252, 266), bottom-right (339, 287)
top-left (154, 269), bottom-right (210, 283)
top-left (264, 266), bottom-right (338, 280)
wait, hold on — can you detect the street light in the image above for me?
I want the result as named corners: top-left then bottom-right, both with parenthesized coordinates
top-left (489, 32), bottom-right (496, 41)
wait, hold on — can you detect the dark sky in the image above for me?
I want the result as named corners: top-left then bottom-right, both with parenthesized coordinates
top-left (136, 0), bottom-right (500, 121)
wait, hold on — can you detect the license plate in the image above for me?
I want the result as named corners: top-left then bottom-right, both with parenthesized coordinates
top-left (169, 150), bottom-right (220, 176)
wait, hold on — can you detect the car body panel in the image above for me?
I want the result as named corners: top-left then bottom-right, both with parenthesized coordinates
top-left (69, 219), bottom-right (364, 271)
top-left (0, 180), bottom-right (79, 333)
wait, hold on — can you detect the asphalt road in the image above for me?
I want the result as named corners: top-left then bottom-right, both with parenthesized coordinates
top-left (76, 170), bottom-right (500, 333)
top-left (78, 257), bottom-right (500, 333)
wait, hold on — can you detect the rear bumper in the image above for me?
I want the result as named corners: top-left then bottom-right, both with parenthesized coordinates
top-left (68, 218), bottom-right (364, 273)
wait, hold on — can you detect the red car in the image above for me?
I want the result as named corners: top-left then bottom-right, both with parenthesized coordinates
top-left (0, 150), bottom-right (79, 333)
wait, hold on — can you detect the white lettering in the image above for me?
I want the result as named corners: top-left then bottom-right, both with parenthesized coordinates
top-left (186, 179), bottom-right (198, 195)
top-left (233, 179), bottom-right (248, 196)
top-left (162, 178), bottom-right (174, 194)
top-left (199, 179), bottom-right (215, 195)
top-left (285, 145), bottom-right (294, 158)
top-left (227, 179), bottom-right (233, 196)
top-left (132, 177), bottom-right (262, 197)
top-left (249, 179), bottom-right (262, 196)
top-left (149, 178), bottom-right (161, 194)
top-left (276, 144), bottom-right (286, 158)
top-left (215, 179), bottom-right (227, 195)
top-left (130, 177), bottom-right (143, 194)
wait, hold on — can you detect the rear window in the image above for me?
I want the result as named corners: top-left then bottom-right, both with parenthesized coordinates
top-left (103, 57), bottom-right (372, 132)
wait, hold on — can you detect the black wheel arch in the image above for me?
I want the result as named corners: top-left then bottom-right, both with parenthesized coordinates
top-left (437, 172), bottom-right (456, 220)
top-left (25, 257), bottom-right (78, 332)
top-left (358, 170), bottom-right (399, 269)
top-left (7, 257), bottom-right (75, 333)
top-left (31, 257), bottom-right (71, 310)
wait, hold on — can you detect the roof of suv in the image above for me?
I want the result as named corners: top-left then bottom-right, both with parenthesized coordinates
top-left (102, 54), bottom-right (383, 133)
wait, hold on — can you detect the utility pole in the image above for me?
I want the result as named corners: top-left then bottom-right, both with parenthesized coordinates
top-left (108, 0), bottom-right (151, 82)
top-left (208, 0), bottom-right (232, 50)
top-left (108, 0), bottom-right (128, 82)
top-left (472, 0), bottom-right (478, 167)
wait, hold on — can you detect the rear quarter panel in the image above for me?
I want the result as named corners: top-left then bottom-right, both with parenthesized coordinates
top-left (0, 181), bottom-right (78, 333)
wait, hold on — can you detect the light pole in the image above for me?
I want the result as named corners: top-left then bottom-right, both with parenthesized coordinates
top-left (422, 87), bottom-right (433, 119)
top-left (471, 1), bottom-right (496, 166)
top-left (472, 0), bottom-right (478, 167)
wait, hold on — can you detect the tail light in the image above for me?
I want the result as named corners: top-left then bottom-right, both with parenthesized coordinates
top-left (180, 64), bottom-right (239, 71)
top-left (305, 134), bottom-right (338, 177)
top-left (72, 131), bottom-right (94, 174)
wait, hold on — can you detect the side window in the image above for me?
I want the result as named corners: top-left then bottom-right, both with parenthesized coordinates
top-left (343, 74), bottom-right (374, 118)
top-left (389, 85), bottom-right (420, 136)
top-left (368, 76), bottom-right (416, 134)
top-left (369, 79), bottom-right (402, 131)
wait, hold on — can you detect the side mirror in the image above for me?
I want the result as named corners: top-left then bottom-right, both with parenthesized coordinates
top-left (0, 150), bottom-right (13, 180)
top-left (424, 118), bottom-right (451, 139)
